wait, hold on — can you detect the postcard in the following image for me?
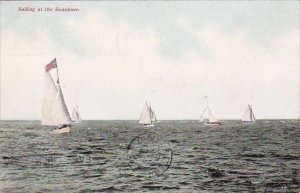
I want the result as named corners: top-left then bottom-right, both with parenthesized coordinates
top-left (0, 1), bottom-right (299, 192)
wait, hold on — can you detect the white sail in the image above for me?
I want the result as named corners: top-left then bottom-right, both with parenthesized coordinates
top-left (208, 108), bottom-right (218, 123)
top-left (200, 107), bottom-right (218, 123)
top-left (41, 68), bottom-right (72, 126)
top-left (72, 107), bottom-right (81, 123)
top-left (251, 105), bottom-right (256, 121)
top-left (50, 86), bottom-right (72, 125)
top-left (199, 107), bottom-right (208, 122)
top-left (41, 72), bottom-right (58, 125)
top-left (149, 105), bottom-right (157, 122)
top-left (151, 109), bottom-right (157, 122)
top-left (242, 105), bottom-right (256, 122)
top-left (139, 103), bottom-right (152, 125)
top-left (199, 97), bottom-right (219, 124)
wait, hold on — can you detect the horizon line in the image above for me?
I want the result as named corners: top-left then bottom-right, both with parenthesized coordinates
top-left (0, 118), bottom-right (299, 121)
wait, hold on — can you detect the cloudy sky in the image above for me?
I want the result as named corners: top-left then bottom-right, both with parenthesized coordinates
top-left (0, 1), bottom-right (299, 120)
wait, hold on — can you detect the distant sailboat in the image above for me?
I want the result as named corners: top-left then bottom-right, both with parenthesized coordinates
top-left (242, 105), bottom-right (256, 124)
top-left (139, 102), bottom-right (154, 127)
top-left (41, 58), bottom-right (72, 134)
top-left (148, 102), bottom-right (159, 123)
top-left (72, 106), bottom-right (81, 123)
top-left (199, 97), bottom-right (221, 126)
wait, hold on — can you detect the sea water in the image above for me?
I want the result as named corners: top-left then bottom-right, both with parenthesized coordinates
top-left (0, 120), bottom-right (299, 192)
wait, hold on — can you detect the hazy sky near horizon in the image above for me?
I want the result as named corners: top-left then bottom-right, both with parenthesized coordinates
top-left (0, 1), bottom-right (299, 120)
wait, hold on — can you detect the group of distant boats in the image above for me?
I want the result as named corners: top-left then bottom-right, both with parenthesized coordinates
top-left (138, 99), bottom-right (256, 127)
top-left (42, 58), bottom-right (256, 135)
top-left (198, 97), bottom-right (256, 126)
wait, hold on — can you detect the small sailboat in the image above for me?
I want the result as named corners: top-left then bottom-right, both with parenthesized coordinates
top-left (72, 106), bottom-right (81, 123)
top-left (199, 97), bottom-right (221, 126)
top-left (242, 105), bottom-right (256, 124)
top-left (148, 102), bottom-right (159, 123)
top-left (41, 58), bottom-right (72, 134)
top-left (139, 102), bottom-right (154, 127)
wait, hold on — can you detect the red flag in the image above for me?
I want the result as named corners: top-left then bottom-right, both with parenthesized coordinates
top-left (45, 58), bottom-right (57, 72)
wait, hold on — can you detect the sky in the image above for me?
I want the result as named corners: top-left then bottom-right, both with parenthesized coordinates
top-left (0, 1), bottom-right (299, 120)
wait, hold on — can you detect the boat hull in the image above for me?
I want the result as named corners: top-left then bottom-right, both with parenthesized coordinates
top-left (204, 122), bottom-right (221, 126)
top-left (50, 126), bottom-right (70, 134)
top-left (242, 121), bottom-right (255, 125)
top-left (141, 124), bottom-right (154, 128)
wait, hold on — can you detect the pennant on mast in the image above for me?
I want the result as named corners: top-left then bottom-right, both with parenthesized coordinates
top-left (45, 58), bottom-right (57, 72)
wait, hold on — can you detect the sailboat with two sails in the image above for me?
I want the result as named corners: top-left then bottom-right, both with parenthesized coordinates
top-left (199, 97), bottom-right (221, 126)
top-left (139, 102), bottom-right (158, 127)
top-left (241, 105), bottom-right (256, 124)
top-left (72, 106), bottom-right (81, 123)
top-left (148, 102), bottom-right (159, 123)
top-left (41, 58), bottom-right (73, 134)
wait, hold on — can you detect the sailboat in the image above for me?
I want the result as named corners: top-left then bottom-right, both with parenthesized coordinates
top-left (72, 106), bottom-right (81, 123)
top-left (139, 102), bottom-right (154, 127)
top-left (199, 97), bottom-right (221, 126)
top-left (41, 58), bottom-right (72, 134)
top-left (242, 105), bottom-right (256, 124)
top-left (148, 102), bottom-right (159, 123)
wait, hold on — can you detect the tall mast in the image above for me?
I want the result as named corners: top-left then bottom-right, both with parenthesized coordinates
top-left (250, 105), bottom-right (253, 121)
top-left (204, 96), bottom-right (209, 111)
top-left (56, 58), bottom-right (60, 84)
top-left (251, 105), bottom-right (256, 121)
top-left (248, 105), bottom-right (252, 121)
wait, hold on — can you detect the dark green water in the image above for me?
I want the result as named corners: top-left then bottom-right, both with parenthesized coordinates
top-left (0, 120), bottom-right (299, 192)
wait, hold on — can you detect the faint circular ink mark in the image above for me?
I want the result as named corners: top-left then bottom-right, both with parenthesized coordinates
top-left (127, 132), bottom-right (172, 176)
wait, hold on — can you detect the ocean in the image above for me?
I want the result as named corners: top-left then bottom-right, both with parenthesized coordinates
top-left (0, 120), bottom-right (299, 193)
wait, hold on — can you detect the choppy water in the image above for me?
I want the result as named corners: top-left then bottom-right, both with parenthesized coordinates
top-left (0, 120), bottom-right (299, 193)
